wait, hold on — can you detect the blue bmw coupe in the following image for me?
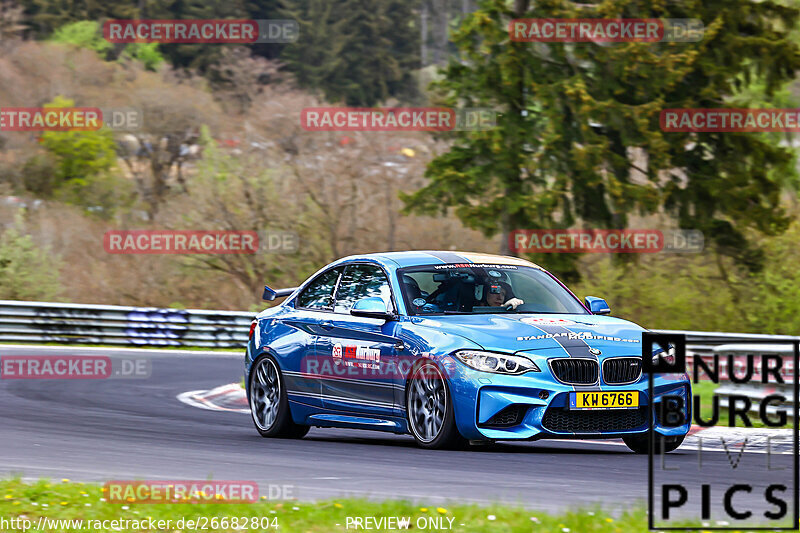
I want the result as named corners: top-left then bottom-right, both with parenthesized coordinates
top-left (245, 251), bottom-right (690, 452)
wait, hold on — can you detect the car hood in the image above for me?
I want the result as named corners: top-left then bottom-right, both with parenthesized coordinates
top-left (411, 313), bottom-right (646, 356)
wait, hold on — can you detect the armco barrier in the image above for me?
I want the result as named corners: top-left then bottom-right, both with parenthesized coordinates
top-left (0, 299), bottom-right (796, 366)
top-left (0, 300), bottom-right (254, 348)
top-left (652, 331), bottom-right (799, 419)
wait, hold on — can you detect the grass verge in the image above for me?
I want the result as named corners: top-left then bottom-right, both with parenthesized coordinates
top-left (0, 478), bottom-right (651, 532)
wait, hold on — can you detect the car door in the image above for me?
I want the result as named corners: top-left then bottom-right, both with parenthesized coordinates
top-left (280, 266), bottom-right (343, 409)
top-left (316, 263), bottom-right (402, 416)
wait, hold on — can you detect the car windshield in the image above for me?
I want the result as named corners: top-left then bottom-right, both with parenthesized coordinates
top-left (398, 264), bottom-right (590, 316)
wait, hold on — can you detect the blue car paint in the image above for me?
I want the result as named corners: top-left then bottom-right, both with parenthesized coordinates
top-left (245, 251), bottom-right (691, 442)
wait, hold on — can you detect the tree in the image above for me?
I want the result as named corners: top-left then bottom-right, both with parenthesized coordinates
top-left (403, 0), bottom-right (800, 280)
top-left (39, 96), bottom-right (117, 183)
top-left (280, 0), bottom-right (420, 106)
top-left (0, 213), bottom-right (61, 301)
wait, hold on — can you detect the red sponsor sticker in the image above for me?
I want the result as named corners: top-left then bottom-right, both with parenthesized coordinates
top-left (510, 229), bottom-right (664, 253)
top-left (0, 107), bottom-right (103, 132)
top-left (103, 20), bottom-right (259, 43)
top-left (104, 230), bottom-right (259, 254)
top-left (1, 356), bottom-right (112, 379)
top-left (301, 107), bottom-right (456, 132)
top-left (661, 109), bottom-right (800, 132)
top-left (509, 18), bottom-right (664, 42)
top-left (103, 480), bottom-right (258, 504)
top-left (520, 317), bottom-right (577, 327)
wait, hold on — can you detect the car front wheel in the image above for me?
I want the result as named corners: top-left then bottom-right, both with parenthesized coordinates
top-left (406, 361), bottom-right (464, 449)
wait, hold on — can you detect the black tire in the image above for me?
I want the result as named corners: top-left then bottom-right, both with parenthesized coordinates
top-left (248, 354), bottom-right (309, 439)
top-left (406, 361), bottom-right (465, 450)
top-left (623, 433), bottom-right (685, 454)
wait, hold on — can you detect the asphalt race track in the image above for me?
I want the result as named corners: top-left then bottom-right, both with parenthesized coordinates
top-left (0, 346), bottom-right (791, 517)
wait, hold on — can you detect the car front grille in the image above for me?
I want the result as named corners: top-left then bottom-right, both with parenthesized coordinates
top-left (549, 358), bottom-right (598, 385)
top-left (542, 407), bottom-right (647, 434)
top-left (603, 357), bottom-right (642, 384)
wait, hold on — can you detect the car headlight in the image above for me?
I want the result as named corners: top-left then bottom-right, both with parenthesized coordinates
top-left (453, 350), bottom-right (540, 375)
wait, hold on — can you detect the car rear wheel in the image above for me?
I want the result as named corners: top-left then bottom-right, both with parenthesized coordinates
top-left (406, 361), bottom-right (464, 449)
top-left (249, 355), bottom-right (309, 439)
top-left (623, 433), bottom-right (685, 454)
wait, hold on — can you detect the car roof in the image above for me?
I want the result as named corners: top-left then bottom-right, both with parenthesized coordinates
top-left (331, 250), bottom-right (543, 271)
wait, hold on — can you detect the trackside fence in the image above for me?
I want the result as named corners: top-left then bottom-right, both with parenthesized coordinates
top-left (652, 330), bottom-right (799, 418)
top-left (0, 301), bottom-right (796, 409)
top-left (0, 300), bottom-right (254, 348)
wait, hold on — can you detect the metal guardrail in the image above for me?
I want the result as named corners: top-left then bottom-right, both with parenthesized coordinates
top-left (0, 300), bottom-right (254, 348)
top-left (0, 300), bottom-right (797, 358)
top-left (652, 331), bottom-right (799, 418)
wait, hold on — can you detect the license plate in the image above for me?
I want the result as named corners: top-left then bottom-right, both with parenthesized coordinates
top-left (570, 391), bottom-right (639, 410)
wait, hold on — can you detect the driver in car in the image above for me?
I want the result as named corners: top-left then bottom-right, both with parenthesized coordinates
top-left (483, 281), bottom-right (524, 310)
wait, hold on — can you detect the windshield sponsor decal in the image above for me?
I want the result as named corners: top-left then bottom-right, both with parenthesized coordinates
top-left (520, 317), bottom-right (576, 327)
top-left (432, 263), bottom-right (518, 270)
top-left (516, 331), bottom-right (641, 343)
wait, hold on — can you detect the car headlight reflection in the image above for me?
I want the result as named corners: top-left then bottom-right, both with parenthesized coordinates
top-left (454, 350), bottom-right (540, 375)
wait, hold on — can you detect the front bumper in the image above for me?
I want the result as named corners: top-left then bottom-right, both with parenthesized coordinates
top-left (445, 355), bottom-right (691, 441)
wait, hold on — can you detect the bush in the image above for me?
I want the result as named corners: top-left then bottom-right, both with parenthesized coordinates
top-left (0, 214), bottom-right (61, 301)
top-left (48, 21), bottom-right (111, 56)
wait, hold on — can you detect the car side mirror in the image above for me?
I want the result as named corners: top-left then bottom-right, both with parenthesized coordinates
top-left (350, 297), bottom-right (395, 321)
top-left (585, 296), bottom-right (611, 315)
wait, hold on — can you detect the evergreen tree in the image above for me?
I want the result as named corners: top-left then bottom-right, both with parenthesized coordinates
top-left (403, 0), bottom-right (800, 279)
top-left (280, 0), bottom-right (420, 106)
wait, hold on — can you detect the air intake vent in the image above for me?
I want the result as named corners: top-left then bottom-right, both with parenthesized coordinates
top-left (479, 405), bottom-right (526, 428)
top-left (542, 407), bottom-right (647, 433)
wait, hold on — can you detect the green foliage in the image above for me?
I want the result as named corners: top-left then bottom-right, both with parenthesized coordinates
top-left (18, 0), bottom-right (138, 37)
top-left (48, 20), bottom-right (165, 70)
top-left (0, 214), bottom-right (61, 301)
top-left (39, 97), bottom-right (117, 185)
top-left (48, 20), bottom-right (111, 55)
top-left (35, 97), bottom-right (131, 215)
top-left (119, 42), bottom-right (165, 71)
top-left (573, 221), bottom-right (800, 335)
top-left (404, 0), bottom-right (800, 280)
top-left (280, 0), bottom-right (420, 105)
top-left (144, 0), bottom-right (250, 73)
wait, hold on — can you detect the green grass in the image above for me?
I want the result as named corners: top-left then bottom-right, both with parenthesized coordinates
top-left (2, 479), bottom-right (794, 531)
top-left (0, 478), bottom-right (671, 532)
top-left (691, 380), bottom-right (781, 429)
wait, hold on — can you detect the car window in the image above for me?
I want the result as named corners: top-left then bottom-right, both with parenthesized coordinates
top-left (296, 267), bottom-right (342, 310)
top-left (334, 264), bottom-right (393, 313)
top-left (398, 264), bottom-right (589, 315)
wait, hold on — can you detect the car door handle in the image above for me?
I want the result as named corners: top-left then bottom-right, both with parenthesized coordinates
top-left (319, 321), bottom-right (333, 330)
